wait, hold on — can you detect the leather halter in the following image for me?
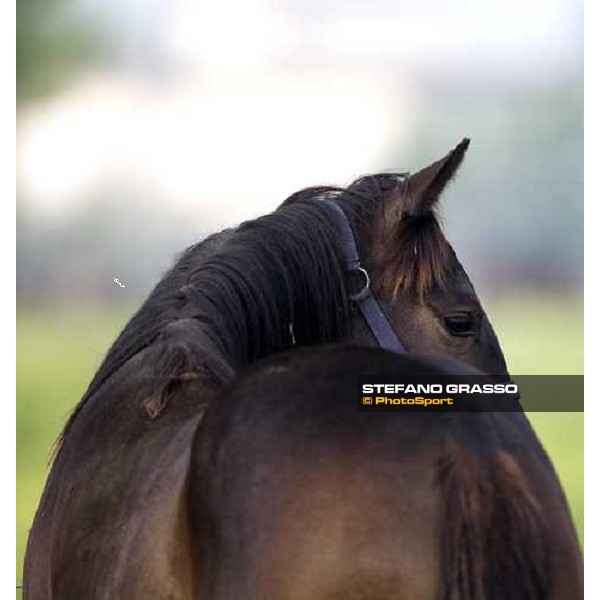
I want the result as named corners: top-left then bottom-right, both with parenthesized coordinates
top-left (323, 199), bottom-right (407, 354)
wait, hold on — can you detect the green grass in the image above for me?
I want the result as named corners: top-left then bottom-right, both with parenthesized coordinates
top-left (16, 293), bottom-right (583, 582)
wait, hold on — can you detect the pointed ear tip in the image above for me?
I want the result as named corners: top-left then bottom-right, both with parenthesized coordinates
top-left (458, 137), bottom-right (471, 150)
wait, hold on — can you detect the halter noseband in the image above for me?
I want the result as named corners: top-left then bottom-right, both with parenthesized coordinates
top-left (323, 199), bottom-right (407, 354)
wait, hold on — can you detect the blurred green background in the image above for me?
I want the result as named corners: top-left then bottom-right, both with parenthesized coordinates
top-left (17, 0), bottom-right (583, 587)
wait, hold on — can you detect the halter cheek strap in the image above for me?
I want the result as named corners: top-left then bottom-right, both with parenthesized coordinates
top-left (322, 199), bottom-right (406, 354)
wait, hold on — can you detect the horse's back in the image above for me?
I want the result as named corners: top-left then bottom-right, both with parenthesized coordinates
top-left (189, 345), bottom-right (582, 600)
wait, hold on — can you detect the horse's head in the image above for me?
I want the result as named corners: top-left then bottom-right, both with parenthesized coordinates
top-left (342, 139), bottom-right (507, 376)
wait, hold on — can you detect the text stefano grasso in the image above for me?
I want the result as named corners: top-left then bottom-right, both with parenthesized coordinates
top-left (361, 383), bottom-right (519, 395)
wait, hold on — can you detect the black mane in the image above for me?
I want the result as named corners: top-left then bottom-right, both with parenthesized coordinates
top-left (59, 173), bottom-right (451, 445)
top-left (59, 188), bottom-right (350, 443)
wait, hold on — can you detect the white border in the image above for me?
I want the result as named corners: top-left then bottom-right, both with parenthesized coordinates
top-left (584, 0), bottom-right (595, 593)
top-left (4, 0), bottom-right (17, 595)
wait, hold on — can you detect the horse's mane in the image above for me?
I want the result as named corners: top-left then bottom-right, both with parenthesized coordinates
top-left (58, 174), bottom-right (452, 447)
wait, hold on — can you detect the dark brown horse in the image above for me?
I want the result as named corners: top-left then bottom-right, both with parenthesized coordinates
top-left (191, 345), bottom-right (582, 600)
top-left (23, 139), bottom-right (580, 598)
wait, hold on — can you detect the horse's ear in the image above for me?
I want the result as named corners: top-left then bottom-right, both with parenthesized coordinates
top-left (404, 138), bottom-right (470, 214)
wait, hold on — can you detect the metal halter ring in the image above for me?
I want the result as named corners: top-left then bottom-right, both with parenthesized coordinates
top-left (347, 266), bottom-right (371, 302)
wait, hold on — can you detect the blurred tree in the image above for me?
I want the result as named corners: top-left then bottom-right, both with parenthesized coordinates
top-left (17, 0), bottom-right (107, 103)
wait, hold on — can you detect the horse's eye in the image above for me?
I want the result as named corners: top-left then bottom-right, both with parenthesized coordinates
top-left (443, 313), bottom-right (476, 336)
